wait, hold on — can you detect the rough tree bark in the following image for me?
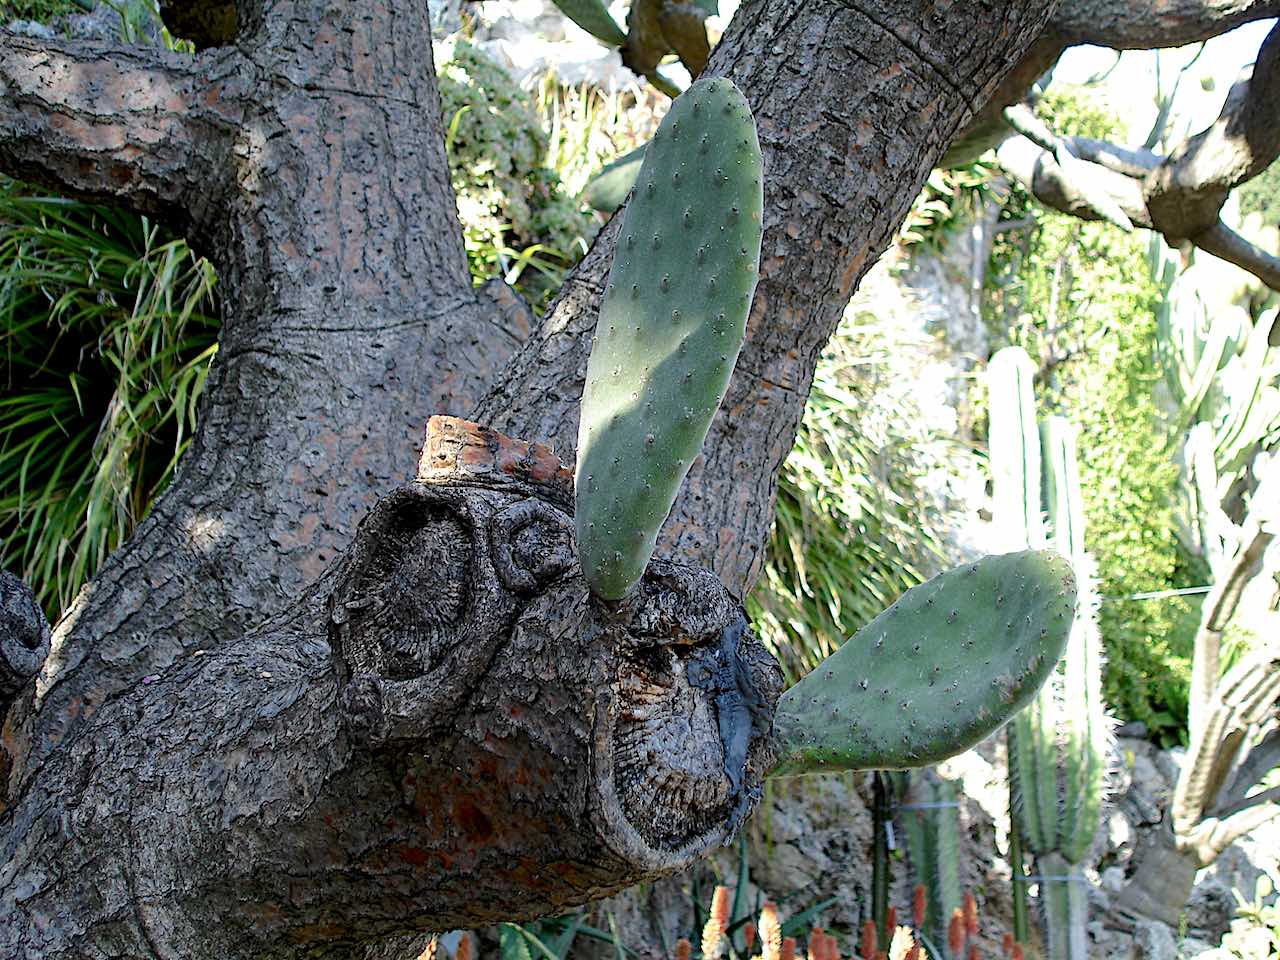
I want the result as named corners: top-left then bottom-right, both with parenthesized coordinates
top-left (0, 0), bottom-right (1270, 955)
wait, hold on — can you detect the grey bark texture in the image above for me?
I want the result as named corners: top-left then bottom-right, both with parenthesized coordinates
top-left (0, 416), bottom-right (782, 958)
top-left (0, 0), bottom-right (1262, 954)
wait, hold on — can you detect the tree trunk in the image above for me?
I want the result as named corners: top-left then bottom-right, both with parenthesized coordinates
top-left (0, 417), bottom-right (782, 958)
top-left (0, 0), bottom-right (1060, 953)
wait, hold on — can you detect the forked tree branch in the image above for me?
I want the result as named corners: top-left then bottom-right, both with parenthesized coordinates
top-left (995, 23), bottom-right (1280, 294)
top-left (944, 0), bottom-right (1280, 167)
top-left (0, 33), bottom-right (244, 231)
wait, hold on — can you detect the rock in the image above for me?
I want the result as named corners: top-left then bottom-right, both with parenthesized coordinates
top-left (1185, 876), bottom-right (1237, 942)
top-left (1131, 920), bottom-right (1178, 960)
top-left (1179, 936), bottom-right (1220, 957)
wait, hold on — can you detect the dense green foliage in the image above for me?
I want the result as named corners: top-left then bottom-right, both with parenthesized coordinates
top-left (0, 180), bottom-right (217, 616)
top-left (435, 38), bottom-right (596, 310)
top-left (985, 87), bottom-right (1200, 744)
top-left (1, 0), bottom-right (87, 21)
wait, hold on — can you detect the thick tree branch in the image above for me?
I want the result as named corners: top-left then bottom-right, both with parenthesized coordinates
top-left (4, 0), bottom-right (514, 793)
top-left (993, 53), bottom-right (1280, 296)
top-left (1146, 21), bottom-right (1280, 239)
top-left (944, 0), bottom-right (1280, 168)
top-left (0, 33), bottom-right (241, 229)
top-left (1051, 0), bottom-right (1280, 49)
top-left (0, 419), bottom-right (783, 956)
top-left (1194, 221), bottom-right (1280, 290)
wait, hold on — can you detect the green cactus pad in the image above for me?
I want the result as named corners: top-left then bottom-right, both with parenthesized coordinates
top-left (769, 550), bottom-right (1076, 776)
top-left (574, 77), bottom-right (763, 601)
top-left (581, 143), bottom-right (647, 212)
top-left (548, 0), bottom-right (627, 46)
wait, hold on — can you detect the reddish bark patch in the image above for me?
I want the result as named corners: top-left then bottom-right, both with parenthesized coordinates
top-left (454, 798), bottom-right (494, 844)
top-left (397, 845), bottom-right (431, 867)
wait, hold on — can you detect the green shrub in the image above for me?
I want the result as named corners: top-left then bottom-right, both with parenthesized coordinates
top-left (0, 179), bottom-right (218, 617)
top-left (1, 0), bottom-right (87, 21)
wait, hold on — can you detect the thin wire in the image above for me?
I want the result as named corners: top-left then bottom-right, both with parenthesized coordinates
top-left (1100, 585), bottom-right (1212, 602)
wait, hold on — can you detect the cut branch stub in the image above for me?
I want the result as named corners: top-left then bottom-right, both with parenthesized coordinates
top-left (575, 77), bottom-right (763, 601)
top-left (769, 550), bottom-right (1076, 776)
top-left (331, 416), bottom-right (783, 912)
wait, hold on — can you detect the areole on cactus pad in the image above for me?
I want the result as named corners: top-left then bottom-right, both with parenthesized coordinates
top-left (574, 76), bottom-right (764, 602)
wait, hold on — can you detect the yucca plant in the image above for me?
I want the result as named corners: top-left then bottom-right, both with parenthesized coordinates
top-left (0, 178), bottom-right (218, 620)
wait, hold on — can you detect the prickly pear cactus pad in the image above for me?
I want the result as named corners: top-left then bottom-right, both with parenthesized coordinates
top-left (769, 550), bottom-right (1077, 776)
top-left (574, 77), bottom-right (763, 601)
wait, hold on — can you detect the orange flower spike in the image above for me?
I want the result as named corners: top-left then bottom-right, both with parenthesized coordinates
top-left (1001, 932), bottom-right (1014, 957)
top-left (781, 937), bottom-right (798, 960)
top-left (860, 921), bottom-right (878, 960)
top-left (906, 946), bottom-right (920, 960)
top-left (760, 902), bottom-right (783, 960)
top-left (456, 933), bottom-right (473, 960)
top-left (674, 938), bottom-right (693, 960)
top-left (703, 886), bottom-right (731, 959)
top-left (1011, 946), bottom-right (1025, 960)
top-left (809, 927), bottom-right (828, 960)
top-left (886, 907), bottom-right (898, 932)
top-left (743, 921), bottom-right (757, 954)
top-left (963, 893), bottom-right (979, 937)
top-left (948, 910), bottom-right (966, 956)
top-left (912, 885), bottom-right (927, 929)
top-left (967, 945), bottom-right (981, 960)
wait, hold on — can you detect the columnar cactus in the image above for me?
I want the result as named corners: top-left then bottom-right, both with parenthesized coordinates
top-left (769, 549), bottom-right (1075, 776)
top-left (575, 76), bottom-right (763, 601)
top-left (989, 347), bottom-right (1108, 960)
top-left (899, 769), bottom-right (964, 959)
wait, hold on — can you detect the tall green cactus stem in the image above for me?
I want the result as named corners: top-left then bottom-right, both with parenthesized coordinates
top-left (990, 349), bottom-right (1107, 960)
top-left (987, 346), bottom-right (1044, 551)
top-left (768, 550), bottom-right (1076, 777)
top-left (574, 77), bottom-right (763, 601)
top-left (899, 769), bottom-right (964, 958)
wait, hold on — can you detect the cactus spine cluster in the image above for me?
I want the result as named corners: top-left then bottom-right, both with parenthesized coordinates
top-left (768, 549), bottom-right (1076, 776)
top-left (988, 346), bottom-right (1107, 960)
top-left (574, 77), bottom-right (763, 601)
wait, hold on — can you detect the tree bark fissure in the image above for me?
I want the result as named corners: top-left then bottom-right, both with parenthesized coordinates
top-left (0, 35), bottom-right (242, 228)
top-left (0, 418), bottom-right (782, 958)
